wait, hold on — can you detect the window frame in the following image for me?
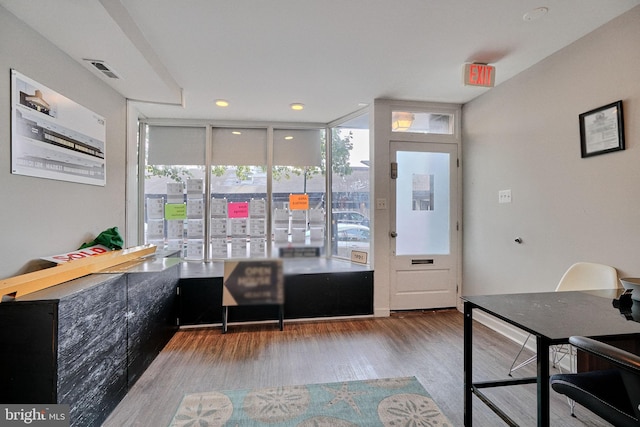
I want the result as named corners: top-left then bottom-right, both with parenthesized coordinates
top-left (140, 120), bottom-right (363, 261)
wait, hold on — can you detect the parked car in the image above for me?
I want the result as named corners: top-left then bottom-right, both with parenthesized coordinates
top-left (336, 223), bottom-right (370, 258)
top-left (332, 210), bottom-right (369, 227)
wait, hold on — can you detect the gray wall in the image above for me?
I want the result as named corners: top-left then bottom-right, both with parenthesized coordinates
top-left (462, 6), bottom-right (640, 296)
top-left (1, 6), bottom-right (127, 278)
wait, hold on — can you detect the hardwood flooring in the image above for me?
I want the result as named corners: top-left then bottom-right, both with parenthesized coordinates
top-left (103, 309), bottom-right (609, 426)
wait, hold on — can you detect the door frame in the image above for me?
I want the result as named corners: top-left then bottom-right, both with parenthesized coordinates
top-left (372, 99), bottom-right (462, 316)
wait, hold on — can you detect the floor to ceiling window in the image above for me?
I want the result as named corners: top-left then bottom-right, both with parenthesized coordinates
top-left (272, 128), bottom-right (326, 256)
top-left (330, 113), bottom-right (370, 261)
top-left (143, 125), bottom-right (206, 258)
top-left (141, 114), bottom-right (370, 263)
top-left (209, 128), bottom-right (267, 258)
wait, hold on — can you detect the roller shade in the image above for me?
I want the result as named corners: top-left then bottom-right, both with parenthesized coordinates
top-left (147, 126), bottom-right (321, 167)
top-left (211, 128), bottom-right (266, 166)
top-left (148, 126), bottom-right (206, 165)
top-left (273, 129), bottom-right (323, 166)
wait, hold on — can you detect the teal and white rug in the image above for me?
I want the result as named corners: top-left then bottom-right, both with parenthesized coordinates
top-left (170, 376), bottom-right (452, 426)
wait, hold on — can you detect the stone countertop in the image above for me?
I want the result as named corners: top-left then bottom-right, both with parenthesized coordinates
top-left (179, 257), bottom-right (372, 279)
top-left (13, 273), bottom-right (125, 302)
top-left (97, 255), bottom-right (182, 274)
top-left (10, 256), bottom-right (181, 302)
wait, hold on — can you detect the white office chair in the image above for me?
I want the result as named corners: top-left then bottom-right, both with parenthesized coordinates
top-left (508, 262), bottom-right (620, 414)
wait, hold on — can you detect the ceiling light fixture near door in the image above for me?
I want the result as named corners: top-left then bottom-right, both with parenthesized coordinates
top-left (392, 111), bottom-right (414, 131)
top-left (215, 99), bottom-right (229, 107)
top-left (290, 103), bottom-right (304, 111)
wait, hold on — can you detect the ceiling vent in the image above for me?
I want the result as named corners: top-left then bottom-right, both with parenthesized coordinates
top-left (84, 59), bottom-right (121, 79)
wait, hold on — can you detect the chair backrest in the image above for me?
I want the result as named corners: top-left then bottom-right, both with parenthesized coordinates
top-left (555, 262), bottom-right (619, 292)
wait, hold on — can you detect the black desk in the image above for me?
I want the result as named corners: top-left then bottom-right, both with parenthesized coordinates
top-left (463, 290), bottom-right (640, 426)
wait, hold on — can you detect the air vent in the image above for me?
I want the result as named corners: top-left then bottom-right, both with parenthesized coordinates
top-left (83, 59), bottom-right (121, 79)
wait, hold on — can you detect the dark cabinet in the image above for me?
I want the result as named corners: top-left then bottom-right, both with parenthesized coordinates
top-left (0, 274), bottom-right (128, 427)
top-left (0, 258), bottom-right (179, 427)
top-left (177, 269), bottom-right (373, 326)
top-left (126, 265), bottom-right (178, 387)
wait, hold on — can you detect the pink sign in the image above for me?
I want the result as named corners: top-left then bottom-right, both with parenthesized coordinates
top-left (228, 202), bottom-right (249, 218)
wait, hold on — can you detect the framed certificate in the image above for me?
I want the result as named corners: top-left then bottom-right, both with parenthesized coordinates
top-left (579, 100), bottom-right (625, 158)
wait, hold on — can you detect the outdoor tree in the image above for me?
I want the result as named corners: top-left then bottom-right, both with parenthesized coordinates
top-left (145, 165), bottom-right (193, 181)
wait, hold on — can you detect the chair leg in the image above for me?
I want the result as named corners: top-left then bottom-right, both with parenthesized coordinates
top-left (552, 344), bottom-right (577, 415)
top-left (551, 343), bottom-right (575, 371)
top-left (511, 339), bottom-right (576, 415)
top-left (567, 344), bottom-right (576, 416)
top-left (509, 334), bottom-right (536, 376)
top-left (568, 396), bottom-right (576, 417)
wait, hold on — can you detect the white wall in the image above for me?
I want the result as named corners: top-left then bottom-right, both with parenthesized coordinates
top-left (462, 6), bottom-right (640, 296)
top-left (0, 6), bottom-right (127, 278)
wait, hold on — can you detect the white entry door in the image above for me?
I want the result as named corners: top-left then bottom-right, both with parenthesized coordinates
top-left (389, 141), bottom-right (458, 310)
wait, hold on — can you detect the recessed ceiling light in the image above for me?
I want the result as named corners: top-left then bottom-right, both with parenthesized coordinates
top-left (215, 99), bottom-right (229, 107)
top-left (290, 103), bottom-right (304, 111)
top-left (523, 7), bottom-right (548, 21)
top-left (284, 136), bottom-right (294, 140)
top-left (232, 131), bottom-right (242, 135)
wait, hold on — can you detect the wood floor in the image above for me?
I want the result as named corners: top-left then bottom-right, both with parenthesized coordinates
top-left (103, 309), bottom-right (609, 426)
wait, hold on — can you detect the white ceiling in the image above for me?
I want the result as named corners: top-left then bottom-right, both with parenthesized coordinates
top-left (2, 0), bottom-right (639, 124)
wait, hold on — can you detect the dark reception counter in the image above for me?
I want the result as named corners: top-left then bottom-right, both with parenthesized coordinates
top-left (0, 255), bottom-right (373, 426)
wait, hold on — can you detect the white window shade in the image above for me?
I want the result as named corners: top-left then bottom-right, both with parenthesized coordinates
top-left (212, 128), bottom-right (266, 165)
top-left (274, 129), bottom-right (323, 166)
top-left (148, 126), bottom-right (206, 165)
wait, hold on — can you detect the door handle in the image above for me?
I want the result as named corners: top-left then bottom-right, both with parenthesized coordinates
top-left (390, 231), bottom-right (397, 238)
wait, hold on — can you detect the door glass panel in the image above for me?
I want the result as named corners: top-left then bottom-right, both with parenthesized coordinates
top-left (395, 150), bottom-right (450, 255)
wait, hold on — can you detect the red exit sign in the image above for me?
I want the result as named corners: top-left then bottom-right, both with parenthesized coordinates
top-left (463, 63), bottom-right (495, 87)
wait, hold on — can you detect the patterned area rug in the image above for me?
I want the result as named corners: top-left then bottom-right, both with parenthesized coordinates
top-left (170, 376), bottom-right (451, 426)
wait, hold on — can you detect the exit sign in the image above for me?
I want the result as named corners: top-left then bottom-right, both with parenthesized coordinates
top-left (463, 63), bottom-right (495, 87)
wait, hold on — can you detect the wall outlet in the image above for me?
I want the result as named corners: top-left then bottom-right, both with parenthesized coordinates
top-left (498, 189), bottom-right (512, 204)
top-left (376, 198), bottom-right (387, 209)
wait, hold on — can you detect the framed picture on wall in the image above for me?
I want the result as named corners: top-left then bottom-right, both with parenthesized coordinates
top-left (10, 69), bottom-right (106, 186)
top-left (579, 100), bottom-right (624, 158)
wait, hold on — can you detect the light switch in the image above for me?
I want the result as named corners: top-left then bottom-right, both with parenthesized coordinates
top-left (498, 189), bottom-right (512, 204)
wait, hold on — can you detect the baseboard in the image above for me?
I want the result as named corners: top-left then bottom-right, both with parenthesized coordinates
top-left (179, 314), bottom-right (375, 330)
top-left (374, 307), bottom-right (391, 317)
top-left (472, 310), bottom-right (572, 372)
top-left (472, 311), bottom-right (532, 346)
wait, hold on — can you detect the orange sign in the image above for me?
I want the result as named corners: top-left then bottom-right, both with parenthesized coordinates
top-left (463, 63), bottom-right (495, 87)
top-left (289, 194), bottom-right (309, 210)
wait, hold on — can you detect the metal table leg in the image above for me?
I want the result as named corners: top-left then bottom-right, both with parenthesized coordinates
top-left (464, 301), bottom-right (473, 426)
top-left (222, 305), bottom-right (228, 334)
top-left (537, 335), bottom-right (551, 427)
